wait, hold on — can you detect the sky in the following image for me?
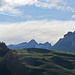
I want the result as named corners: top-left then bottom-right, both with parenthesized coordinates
top-left (0, 0), bottom-right (75, 45)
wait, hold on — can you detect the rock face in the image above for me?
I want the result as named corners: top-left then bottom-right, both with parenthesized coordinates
top-left (8, 39), bottom-right (52, 50)
top-left (53, 31), bottom-right (75, 51)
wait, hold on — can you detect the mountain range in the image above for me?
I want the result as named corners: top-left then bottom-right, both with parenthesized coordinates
top-left (8, 31), bottom-right (75, 52)
top-left (8, 39), bottom-right (52, 50)
top-left (53, 31), bottom-right (75, 52)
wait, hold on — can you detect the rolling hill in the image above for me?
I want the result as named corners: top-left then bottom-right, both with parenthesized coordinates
top-left (18, 48), bottom-right (75, 75)
top-left (0, 42), bottom-right (75, 75)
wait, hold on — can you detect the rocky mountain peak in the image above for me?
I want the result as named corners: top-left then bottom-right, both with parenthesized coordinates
top-left (28, 39), bottom-right (38, 44)
top-left (53, 31), bottom-right (75, 51)
top-left (64, 31), bottom-right (75, 39)
top-left (44, 42), bottom-right (51, 45)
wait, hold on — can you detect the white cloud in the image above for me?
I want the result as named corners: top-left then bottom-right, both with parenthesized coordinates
top-left (0, 3), bottom-right (22, 16)
top-left (36, 0), bottom-right (75, 12)
top-left (0, 0), bottom-right (75, 16)
top-left (0, 0), bottom-right (37, 16)
top-left (5, 0), bottom-right (37, 6)
top-left (72, 15), bottom-right (75, 19)
top-left (0, 20), bottom-right (75, 45)
top-left (36, 0), bottom-right (64, 8)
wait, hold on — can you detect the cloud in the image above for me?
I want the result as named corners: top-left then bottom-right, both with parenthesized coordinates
top-left (36, 0), bottom-right (64, 8)
top-left (0, 0), bottom-right (75, 16)
top-left (36, 0), bottom-right (75, 12)
top-left (0, 20), bottom-right (75, 45)
top-left (4, 0), bottom-right (37, 6)
top-left (72, 15), bottom-right (75, 19)
top-left (0, 2), bottom-right (22, 16)
top-left (0, 0), bottom-right (37, 16)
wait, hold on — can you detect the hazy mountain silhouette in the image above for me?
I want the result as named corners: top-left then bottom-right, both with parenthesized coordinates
top-left (35, 42), bottom-right (51, 49)
top-left (8, 31), bottom-right (75, 51)
top-left (53, 31), bottom-right (75, 51)
top-left (8, 39), bottom-right (52, 50)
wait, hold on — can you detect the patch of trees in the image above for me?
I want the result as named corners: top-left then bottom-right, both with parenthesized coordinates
top-left (0, 42), bottom-right (9, 57)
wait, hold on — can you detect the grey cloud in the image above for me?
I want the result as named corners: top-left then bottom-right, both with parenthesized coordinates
top-left (0, 0), bottom-right (4, 6)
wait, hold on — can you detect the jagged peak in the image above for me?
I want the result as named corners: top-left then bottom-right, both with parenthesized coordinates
top-left (64, 31), bottom-right (75, 38)
top-left (44, 42), bottom-right (51, 45)
top-left (17, 42), bottom-right (27, 45)
top-left (28, 39), bottom-right (38, 44)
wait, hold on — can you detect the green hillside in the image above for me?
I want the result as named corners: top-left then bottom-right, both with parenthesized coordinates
top-left (0, 45), bottom-right (75, 75)
top-left (18, 48), bottom-right (75, 75)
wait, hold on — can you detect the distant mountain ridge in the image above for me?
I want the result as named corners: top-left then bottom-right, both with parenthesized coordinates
top-left (8, 39), bottom-right (52, 50)
top-left (8, 31), bottom-right (75, 51)
top-left (53, 31), bottom-right (75, 51)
